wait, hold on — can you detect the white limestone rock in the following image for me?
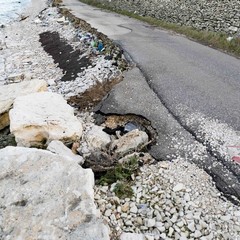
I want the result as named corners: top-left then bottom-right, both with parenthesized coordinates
top-left (47, 140), bottom-right (84, 165)
top-left (0, 80), bottom-right (47, 130)
top-left (9, 92), bottom-right (83, 147)
top-left (85, 125), bottom-right (111, 150)
top-left (110, 129), bottom-right (149, 156)
top-left (0, 146), bottom-right (109, 240)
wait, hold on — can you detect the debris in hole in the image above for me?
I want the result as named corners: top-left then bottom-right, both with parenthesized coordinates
top-left (124, 122), bottom-right (140, 133)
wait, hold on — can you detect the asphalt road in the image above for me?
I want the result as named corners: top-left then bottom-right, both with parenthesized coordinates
top-left (61, 0), bottom-right (240, 203)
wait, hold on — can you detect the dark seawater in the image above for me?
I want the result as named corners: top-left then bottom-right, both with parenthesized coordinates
top-left (0, 0), bottom-right (31, 25)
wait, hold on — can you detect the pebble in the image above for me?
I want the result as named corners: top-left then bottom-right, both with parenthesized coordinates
top-left (104, 209), bottom-right (112, 217)
top-left (187, 221), bottom-right (195, 232)
top-left (146, 219), bottom-right (156, 228)
top-left (173, 183), bottom-right (185, 192)
top-left (220, 215), bottom-right (231, 221)
top-left (122, 203), bottom-right (130, 212)
top-left (130, 205), bottom-right (138, 214)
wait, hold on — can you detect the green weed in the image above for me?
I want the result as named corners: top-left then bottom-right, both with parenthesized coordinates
top-left (98, 156), bottom-right (138, 185)
top-left (113, 182), bottom-right (134, 198)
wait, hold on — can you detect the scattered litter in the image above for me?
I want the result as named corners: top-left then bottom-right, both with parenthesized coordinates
top-left (97, 41), bottom-right (104, 51)
top-left (124, 122), bottom-right (139, 133)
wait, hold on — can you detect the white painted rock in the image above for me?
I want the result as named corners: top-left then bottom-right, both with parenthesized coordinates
top-left (0, 80), bottom-right (47, 130)
top-left (47, 140), bottom-right (84, 165)
top-left (85, 125), bottom-right (111, 150)
top-left (110, 129), bottom-right (149, 156)
top-left (9, 92), bottom-right (83, 147)
top-left (120, 233), bottom-right (145, 240)
top-left (0, 146), bottom-right (109, 240)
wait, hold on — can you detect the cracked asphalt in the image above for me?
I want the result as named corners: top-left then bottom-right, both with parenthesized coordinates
top-left (62, 0), bottom-right (240, 202)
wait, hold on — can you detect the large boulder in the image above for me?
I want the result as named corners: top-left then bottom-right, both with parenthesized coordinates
top-left (9, 92), bottom-right (83, 147)
top-left (0, 80), bottom-right (47, 130)
top-left (0, 146), bottom-right (109, 240)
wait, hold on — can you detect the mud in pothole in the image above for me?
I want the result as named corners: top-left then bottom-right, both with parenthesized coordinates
top-left (39, 31), bottom-right (91, 81)
top-left (0, 127), bottom-right (16, 149)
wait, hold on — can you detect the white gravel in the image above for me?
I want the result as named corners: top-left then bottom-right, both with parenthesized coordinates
top-left (95, 159), bottom-right (240, 239)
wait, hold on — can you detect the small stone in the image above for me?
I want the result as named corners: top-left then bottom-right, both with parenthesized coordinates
top-left (184, 193), bottom-right (190, 202)
top-left (125, 220), bottom-right (133, 226)
top-left (122, 203), bottom-right (130, 212)
top-left (173, 183), bottom-right (185, 192)
top-left (168, 227), bottom-right (174, 237)
top-left (234, 211), bottom-right (240, 217)
top-left (170, 214), bottom-right (178, 223)
top-left (130, 205), bottom-right (138, 214)
top-left (110, 214), bottom-right (116, 221)
top-left (180, 237), bottom-right (187, 240)
top-left (117, 206), bottom-right (122, 212)
top-left (135, 217), bottom-right (143, 225)
top-left (194, 230), bottom-right (202, 238)
top-left (146, 219), bottom-right (156, 228)
top-left (220, 215), bottom-right (231, 221)
top-left (177, 221), bottom-right (184, 227)
top-left (105, 209), bottom-right (112, 217)
top-left (160, 233), bottom-right (166, 239)
top-left (187, 221), bottom-right (195, 232)
top-left (121, 213), bottom-right (128, 218)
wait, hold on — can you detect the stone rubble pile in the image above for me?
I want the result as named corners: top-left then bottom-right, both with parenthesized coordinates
top-left (95, 160), bottom-right (240, 240)
top-left (96, 0), bottom-right (240, 36)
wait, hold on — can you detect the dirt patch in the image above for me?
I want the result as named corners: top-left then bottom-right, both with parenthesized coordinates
top-left (39, 31), bottom-right (92, 81)
top-left (68, 75), bottom-right (123, 110)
